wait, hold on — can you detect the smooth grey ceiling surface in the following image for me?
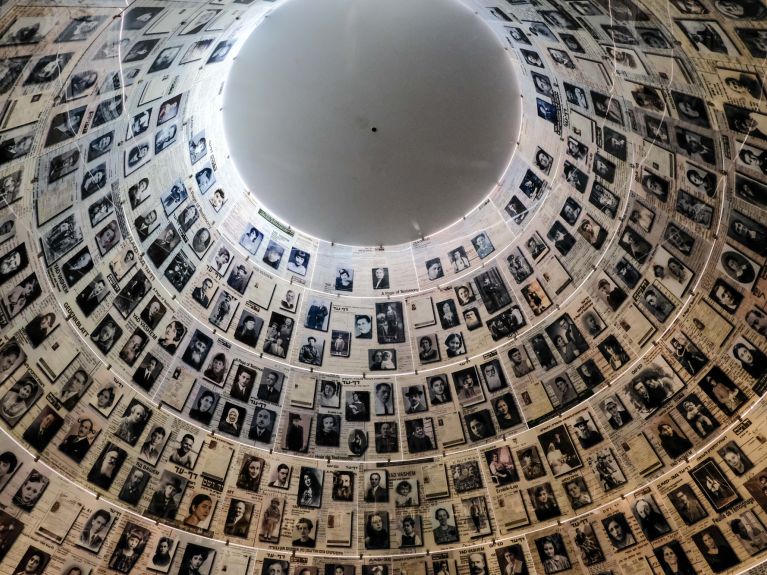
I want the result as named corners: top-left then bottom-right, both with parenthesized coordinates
top-left (224, 0), bottom-right (521, 245)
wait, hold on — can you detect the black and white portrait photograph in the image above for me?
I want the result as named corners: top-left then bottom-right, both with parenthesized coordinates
top-left (547, 221), bottom-right (575, 256)
top-left (691, 458), bottom-right (741, 512)
top-left (571, 521), bottom-right (604, 566)
top-left (631, 492), bottom-right (671, 541)
top-left (602, 512), bottom-right (637, 551)
top-left (42, 214), bottom-right (83, 265)
top-left (207, 39), bottom-right (234, 63)
top-left (262, 240), bottom-right (285, 269)
top-left (147, 471), bottom-right (187, 520)
top-left (76, 508), bottom-right (115, 554)
top-left (562, 477), bottom-right (592, 510)
top-left (464, 410), bottom-right (495, 442)
top-left (589, 182), bottom-right (620, 218)
top-left (345, 390), bottom-right (370, 421)
top-left (316, 414), bottom-right (341, 447)
top-left (87, 442), bottom-right (126, 491)
top-left (451, 366), bottom-right (485, 408)
top-left (692, 525), bottom-right (741, 573)
top-left (699, 366), bottom-right (748, 415)
top-left (287, 248), bottom-right (309, 276)
top-left (517, 445), bottom-right (546, 481)
top-left (368, 349), bottom-right (396, 371)
top-left (189, 131), bottom-right (207, 164)
top-left (376, 301), bottom-right (405, 343)
top-left (405, 418), bottom-right (436, 453)
top-left (297, 335), bottom-right (324, 366)
top-left (534, 534), bottom-right (571, 574)
top-left (718, 246), bottom-right (761, 290)
top-left (537, 424), bottom-right (582, 476)
top-left (677, 393), bottom-right (719, 439)
top-left (25, 53), bottom-right (73, 85)
top-left (188, 387), bottom-right (219, 426)
top-left (195, 164), bottom-right (216, 194)
top-left (425, 257), bottom-right (444, 281)
top-left (484, 446), bottom-right (518, 485)
top-left (10, 547), bottom-right (50, 575)
top-left (437, 298), bottom-right (459, 330)
top-left (519, 169), bottom-right (545, 200)
top-left (676, 19), bottom-right (740, 56)
top-left (431, 505), bottom-right (459, 545)
top-left (591, 447), bottom-right (627, 491)
top-left (0, 17), bottom-right (55, 46)
top-left (297, 466), bottom-right (324, 508)
top-left (160, 180), bottom-right (188, 216)
top-left (217, 402), bottom-right (245, 437)
top-left (730, 510), bottom-right (767, 556)
top-left (335, 267), bottom-right (354, 291)
top-left (667, 483), bottom-right (708, 526)
top-left (107, 522), bottom-right (151, 574)
top-left (22, 405), bottom-right (63, 452)
top-left (248, 407), bottom-right (277, 444)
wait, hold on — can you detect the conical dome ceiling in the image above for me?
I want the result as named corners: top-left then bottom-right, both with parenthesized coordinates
top-left (0, 1), bottom-right (765, 574)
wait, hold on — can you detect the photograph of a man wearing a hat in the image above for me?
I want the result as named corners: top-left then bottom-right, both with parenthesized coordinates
top-left (403, 385), bottom-right (427, 414)
top-left (572, 414), bottom-right (603, 449)
top-left (147, 471), bottom-right (185, 518)
top-left (226, 263), bottom-right (250, 294)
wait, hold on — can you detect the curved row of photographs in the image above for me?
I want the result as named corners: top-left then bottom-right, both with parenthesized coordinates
top-left (2, 384), bottom-right (767, 574)
top-left (0, 0), bottom-right (765, 573)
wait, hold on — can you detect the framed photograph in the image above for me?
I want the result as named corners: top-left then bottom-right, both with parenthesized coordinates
top-left (297, 336), bottom-right (324, 366)
top-left (717, 441), bottom-right (753, 477)
top-left (730, 509), bottom-right (767, 556)
top-left (297, 467), bottom-right (324, 508)
top-left (11, 548), bottom-right (50, 575)
top-left (692, 525), bottom-right (741, 572)
top-left (677, 394), bottom-right (719, 438)
top-left (537, 424), bottom-right (582, 476)
top-left (0, 372), bottom-right (42, 427)
top-left (591, 447), bottom-right (627, 491)
top-left (676, 19), bottom-right (740, 56)
top-left (622, 359), bottom-right (684, 419)
top-left (375, 302), bottom-right (405, 343)
top-left (690, 458), bottom-right (741, 512)
top-left (368, 349), bottom-right (396, 371)
top-left (667, 483), bottom-right (708, 525)
top-left (602, 512), bottom-right (637, 550)
top-left (699, 366), bottom-right (748, 415)
top-left (405, 418), bottom-right (436, 453)
top-left (224, 499), bottom-right (254, 538)
top-left (533, 534), bottom-right (571, 573)
top-left (431, 505), bottom-right (459, 545)
top-left (305, 298), bottom-right (330, 331)
top-left (631, 492), bottom-right (671, 541)
top-left (258, 498), bottom-right (285, 544)
top-left (451, 367), bottom-right (485, 408)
